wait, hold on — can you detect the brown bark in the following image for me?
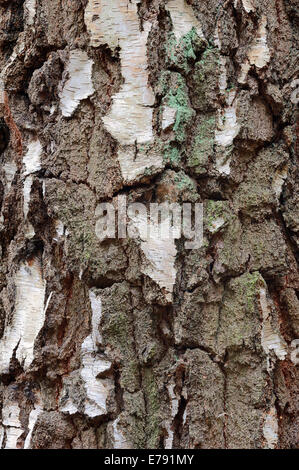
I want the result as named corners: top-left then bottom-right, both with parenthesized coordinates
top-left (0, 0), bottom-right (298, 449)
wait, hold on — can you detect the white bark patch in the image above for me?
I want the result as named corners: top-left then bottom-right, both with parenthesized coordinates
top-left (23, 176), bottom-right (33, 221)
top-left (1, 401), bottom-right (23, 449)
top-left (64, 290), bottom-right (112, 418)
top-left (162, 106), bottom-right (177, 131)
top-left (55, 220), bottom-right (64, 238)
top-left (112, 417), bottom-right (132, 449)
top-left (214, 21), bottom-right (222, 49)
top-left (208, 217), bottom-right (226, 234)
top-left (263, 407), bottom-right (278, 449)
top-left (242, 0), bottom-right (255, 13)
top-left (61, 332), bottom-right (113, 417)
top-left (23, 138), bottom-right (42, 176)
top-left (183, 407), bottom-right (187, 425)
top-left (259, 287), bottom-right (288, 369)
top-left (238, 61), bottom-right (251, 84)
top-left (165, 383), bottom-right (179, 449)
top-left (248, 16), bottom-right (270, 69)
top-left (218, 57), bottom-right (228, 94)
top-left (53, 220), bottom-right (65, 242)
top-left (0, 426), bottom-right (4, 448)
top-left (85, 1), bottom-right (163, 183)
top-left (273, 166), bottom-right (288, 199)
top-left (60, 399), bottom-right (78, 415)
top-left (215, 90), bottom-right (240, 149)
top-left (24, 406), bottom-right (42, 449)
top-left (85, 0), bottom-right (154, 144)
top-left (216, 156), bottom-right (231, 176)
top-left (141, 238), bottom-right (177, 301)
top-left (0, 40), bottom-right (25, 102)
top-left (165, 424), bottom-right (174, 448)
top-left (81, 338), bottom-right (112, 418)
top-left (101, 20), bottom-right (154, 145)
top-left (2, 403), bottom-right (21, 429)
top-left (215, 90), bottom-right (240, 175)
top-left (24, 0), bottom-right (37, 26)
top-left (5, 427), bottom-right (23, 449)
top-left (59, 50), bottom-right (94, 118)
top-left (22, 138), bottom-right (43, 238)
top-left (0, 258), bottom-right (46, 373)
top-left (166, 0), bottom-right (204, 41)
top-left (3, 162), bottom-right (17, 190)
top-left (129, 212), bottom-right (177, 302)
top-left (117, 146), bottom-right (163, 184)
top-left (89, 291), bottom-right (103, 346)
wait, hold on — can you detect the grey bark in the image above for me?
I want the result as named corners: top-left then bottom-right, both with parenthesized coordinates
top-left (0, 0), bottom-right (298, 449)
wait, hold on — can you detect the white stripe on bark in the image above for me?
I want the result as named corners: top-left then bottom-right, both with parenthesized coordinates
top-left (85, 0), bottom-right (162, 183)
top-left (0, 258), bottom-right (46, 373)
top-left (1, 401), bottom-right (23, 449)
top-left (166, 0), bottom-right (204, 41)
top-left (60, 290), bottom-right (113, 418)
top-left (59, 50), bottom-right (94, 118)
top-left (259, 287), bottom-right (288, 369)
top-left (263, 407), bottom-right (278, 449)
top-left (248, 16), bottom-right (270, 69)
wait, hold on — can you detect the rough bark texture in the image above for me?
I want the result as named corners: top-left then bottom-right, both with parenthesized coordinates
top-left (0, 0), bottom-right (298, 449)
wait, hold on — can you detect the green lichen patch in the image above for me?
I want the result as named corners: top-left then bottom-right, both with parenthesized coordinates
top-left (216, 272), bottom-right (264, 356)
top-left (101, 283), bottom-right (140, 393)
top-left (142, 368), bottom-right (162, 448)
top-left (165, 28), bottom-right (207, 73)
top-left (163, 143), bottom-right (181, 167)
top-left (158, 71), bottom-right (195, 146)
top-left (241, 271), bottom-right (263, 314)
top-left (204, 200), bottom-right (230, 233)
top-left (165, 75), bottom-right (195, 144)
top-left (122, 391), bottom-right (146, 449)
top-left (174, 171), bottom-right (199, 202)
top-left (189, 47), bottom-right (220, 112)
top-left (155, 169), bottom-right (198, 204)
top-left (187, 114), bottom-right (216, 174)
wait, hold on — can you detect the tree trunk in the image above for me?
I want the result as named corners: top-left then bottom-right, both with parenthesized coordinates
top-left (0, 0), bottom-right (298, 449)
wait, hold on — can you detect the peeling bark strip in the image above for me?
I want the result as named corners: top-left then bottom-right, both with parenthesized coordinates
top-left (128, 210), bottom-right (178, 301)
top-left (166, 0), bottom-right (204, 40)
top-left (85, 0), bottom-right (155, 143)
top-left (59, 50), bottom-right (95, 117)
top-left (85, 0), bottom-right (160, 183)
top-left (215, 91), bottom-right (240, 149)
top-left (263, 407), bottom-right (279, 449)
top-left (0, 401), bottom-right (23, 449)
top-left (241, 0), bottom-right (256, 13)
top-left (259, 286), bottom-right (288, 365)
top-left (60, 290), bottom-right (113, 418)
top-left (22, 137), bottom-right (42, 237)
top-left (25, 0), bottom-right (37, 27)
top-left (0, 0), bottom-right (298, 450)
top-left (248, 15), bottom-right (271, 69)
top-left (0, 258), bottom-right (46, 373)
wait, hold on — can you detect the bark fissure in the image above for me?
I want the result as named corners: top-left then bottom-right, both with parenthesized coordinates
top-left (0, 0), bottom-right (298, 450)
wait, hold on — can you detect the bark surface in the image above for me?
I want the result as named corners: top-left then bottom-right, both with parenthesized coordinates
top-left (0, 0), bottom-right (298, 449)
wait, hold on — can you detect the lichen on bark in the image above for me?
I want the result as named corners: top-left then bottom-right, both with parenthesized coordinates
top-left (0, 0), bottom-right (298, 450)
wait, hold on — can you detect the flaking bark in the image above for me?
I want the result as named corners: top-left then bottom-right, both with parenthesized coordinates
top-left (0, 0), bottom-right (298, 449)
